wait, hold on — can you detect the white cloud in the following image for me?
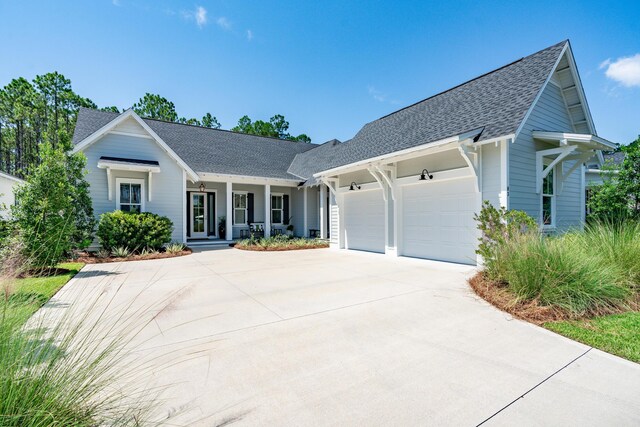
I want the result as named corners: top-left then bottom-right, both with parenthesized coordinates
top-left (181, 6), bottom-right (208, 28)
top-left (195, 6), bottom-right (207, 27)
top-left (246, 29), bottom-right (253, 41)
top-left (368, 85), bottom-right (386, 102)
top-left (216, 16), bottom-right (231, 30)
top-left (600, 54), bottom-right (640, 87)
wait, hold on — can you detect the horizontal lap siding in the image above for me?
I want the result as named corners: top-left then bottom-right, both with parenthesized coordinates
top-left (509, 82), bottom-right (582, 230)
top-left (83, 133), bottom-right (185, 243)
top-left (481, 144), bottom-right (501, 207)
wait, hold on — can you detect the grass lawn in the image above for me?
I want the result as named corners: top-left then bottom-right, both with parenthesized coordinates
top-left (545, 312), bottom-right (640, 363)
top-left (3, 262), bottom-right (84, 324)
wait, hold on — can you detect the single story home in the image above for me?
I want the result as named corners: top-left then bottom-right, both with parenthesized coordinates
top-left (0, 171), bottom-right (24, 216)
top-left (72, 40), bottom-right (615, 265)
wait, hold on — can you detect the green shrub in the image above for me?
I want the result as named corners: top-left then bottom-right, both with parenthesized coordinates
top-left (111, 246), bottom-right (131, 258)
top-left (11, 144), bottom-right (95, 269)
top-left (495, 233), bottom-right (630, 315)
top-left (475, 201), bottom-right (538, 277)
top-left (235, 235), bottom-right (328, 251)
top-left (97, 211), bottom-right (173, 252)
top-left (165, 242), bottom-right (186, 254)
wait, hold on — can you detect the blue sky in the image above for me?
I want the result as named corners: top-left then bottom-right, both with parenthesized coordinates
top-left (1, 0), bottom-right (639, 145)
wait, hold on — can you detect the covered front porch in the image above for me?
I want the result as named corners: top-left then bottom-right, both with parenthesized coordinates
top-left (184, 173), bottom-right (329, 243)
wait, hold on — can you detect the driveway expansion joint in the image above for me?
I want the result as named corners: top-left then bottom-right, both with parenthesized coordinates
top-left (476, 347), bottom-right (593, 426)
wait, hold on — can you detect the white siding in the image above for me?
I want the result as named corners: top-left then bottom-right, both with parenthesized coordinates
top-left (509, 82), bottom-right (583, 231)
top-left (83, 133), bottom-right (186, 243)
top-left (396, 149), bottom-right (467, 178)
top-left (0, 175), bottom-right (21, 216)
top-left (481, 143), bottom-right (502, 208)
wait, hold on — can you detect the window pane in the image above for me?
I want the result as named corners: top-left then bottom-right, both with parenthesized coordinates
top-left (272, 195), bottom-right (282, 209)
top-left (543, 196), bottom-right (552, 225)
top-left (272, 210), bottom-right (282, 224)
top-left (234, 194), bottom-right (246, 209)
top-left (239, 194), bottom-right (246, 208)
top-left (121, 204), bottom-right (131, 212)
top-left (120, 184), bottom-right (130, 203)
top-left (130, 204), bottom-right (141, 214)
top-left (235, 209), bottom-right (245, 224)
top-left (131, 184), bottom-right (141, 203)
top-left (543, 169), bottom-right (554, 195)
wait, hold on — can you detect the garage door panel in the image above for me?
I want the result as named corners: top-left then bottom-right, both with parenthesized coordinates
top-left (401, 178), bottom-right (477, 264)
top-left (344, 189), bottom-right (385, 253)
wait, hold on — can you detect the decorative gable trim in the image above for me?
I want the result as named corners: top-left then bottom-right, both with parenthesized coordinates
top-left (513, 42), bottom-right (569, 141)
top-left (71, 109), bottom-right (199, 182)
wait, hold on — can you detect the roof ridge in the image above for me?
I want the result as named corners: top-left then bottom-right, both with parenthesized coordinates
top-left (81, 107), bottom-right (315, 146)
top-left (376, 40), bottom-right (568, 121)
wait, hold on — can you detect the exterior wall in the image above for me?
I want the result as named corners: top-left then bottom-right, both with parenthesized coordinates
top-left (396, 149), bottom-right (467, 178)
top-left (187, 181), bottom-right (227, 237)
top-left (509, 82), bottom-right (583, 231)
top-left (290, 186), bottom-right (320, 237)
top-left (481, 143), bottom-right (502, 207)
top-left (338, 170), bottom-right (375, 187)
top-left (82, 132), bottom-right (185, 243)
top-left (0, 175), bottom-right (21, 215)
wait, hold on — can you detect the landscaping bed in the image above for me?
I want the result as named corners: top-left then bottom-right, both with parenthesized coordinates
top-left (235, 236), bottom-right (329, 251)
top-left (471, 201), bottom-right (640, 362)
top-left (76, 247), bottom-right (191, 264)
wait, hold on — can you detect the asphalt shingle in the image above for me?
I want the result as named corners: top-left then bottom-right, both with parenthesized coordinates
top-left (74, 41), bottom-right (568, 182)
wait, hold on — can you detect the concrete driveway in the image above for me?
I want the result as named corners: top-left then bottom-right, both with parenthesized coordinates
top-left (48, 248), bottom-right (640, 426)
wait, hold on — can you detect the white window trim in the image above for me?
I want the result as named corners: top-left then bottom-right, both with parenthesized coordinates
top-left (541, 162), bottom-right (556, 229)
top-left (271, 193), bottom-right (284, 225)
top-left (233, 191), bottom-right (248, 226)
top-left (115, 178), bottom-right (146, 212)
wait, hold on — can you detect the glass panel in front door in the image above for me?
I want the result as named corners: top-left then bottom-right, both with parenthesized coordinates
top-left (193, 194), bottom-right (205, 233)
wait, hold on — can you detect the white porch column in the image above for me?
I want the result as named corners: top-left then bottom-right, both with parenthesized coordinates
top-left (226, 182), bottom-right (232, 241)
top-left (303, 187), bottom-right (308, 237)
top-left (319, 185), bottom-right (326, 239)
top-left (264, 184), bottom-right (271, 237)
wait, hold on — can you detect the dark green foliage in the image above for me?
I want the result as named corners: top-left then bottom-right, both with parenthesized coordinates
top-left (97, 211), bottom-right (173, 252)
top-left (11, 144), bottom-right (95, 268)
top-left (132, 93), bottom-right (178, 122)
top-left (231, 114), bottom-right (312, 143)
top-left (201, 112), bottom-right (221, 129)
top-left (474, 200), bottom-right (537, 276)
top-left (588, 136), bottom-right (640, 221)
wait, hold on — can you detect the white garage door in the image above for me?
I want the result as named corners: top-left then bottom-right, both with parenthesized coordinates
top-left (401, 177), bottom-right (477, 264)
top-left (343, 189), bottom-right (385, 253)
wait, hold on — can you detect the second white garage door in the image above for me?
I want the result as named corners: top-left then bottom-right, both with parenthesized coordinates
top-left (401, 177), bottom-right (477, 264)
top-left (343, 189), bottom-right (385, 253)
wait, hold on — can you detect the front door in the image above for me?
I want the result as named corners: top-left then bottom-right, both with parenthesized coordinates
top-left (190, 192), bottom-right (207, 238)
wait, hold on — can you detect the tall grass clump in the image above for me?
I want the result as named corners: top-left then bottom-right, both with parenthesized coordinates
top-left (475, 202), bottom-right (638, 318)
top-left (578, 220), bottom-right (640, 290)
top-left (494, 233), bottom-right (630, 316)
top-left (0, 274), bottom-right (161, 426)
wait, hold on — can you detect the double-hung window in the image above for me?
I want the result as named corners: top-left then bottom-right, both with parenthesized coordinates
top-left (271, 194), bottom-right (283, 224)
top-left (116, 178), bottom-right (144, 213)
top-left (233, 192), bottom-right (247, 225)
top-left (542, 165), bottom-right (555, 227)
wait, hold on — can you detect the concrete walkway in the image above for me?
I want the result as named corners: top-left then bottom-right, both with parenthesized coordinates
top-left (48, 248), bottom-right (640, 426)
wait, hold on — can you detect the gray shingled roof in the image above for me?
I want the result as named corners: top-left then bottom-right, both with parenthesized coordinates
top-left (603, 151), bottom-right (626, 166)
top-left (73, 108), bottom-right (315, 180)
top-left (74, 41), bottom-right (568, 182)
top-left (289, 40), bottom-right (567, 178)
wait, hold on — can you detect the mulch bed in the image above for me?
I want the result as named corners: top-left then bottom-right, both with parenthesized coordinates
top-left (75, 248), bottom-right (192, 264)
top-left (468, 272), bottom-right (570, 324)
top-left (234, 244), bottom-right (329, 252)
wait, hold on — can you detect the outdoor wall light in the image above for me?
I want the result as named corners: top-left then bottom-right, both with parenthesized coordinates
top-left (349, 182), bottom-right (361, 191)
top-left (419, 169), bottom-right (434, 181)
top-left (199, 182), bottom-right (206, 192)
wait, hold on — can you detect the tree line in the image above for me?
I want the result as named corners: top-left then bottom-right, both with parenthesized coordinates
top-left (0, 72), bottom-right (311, 179)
